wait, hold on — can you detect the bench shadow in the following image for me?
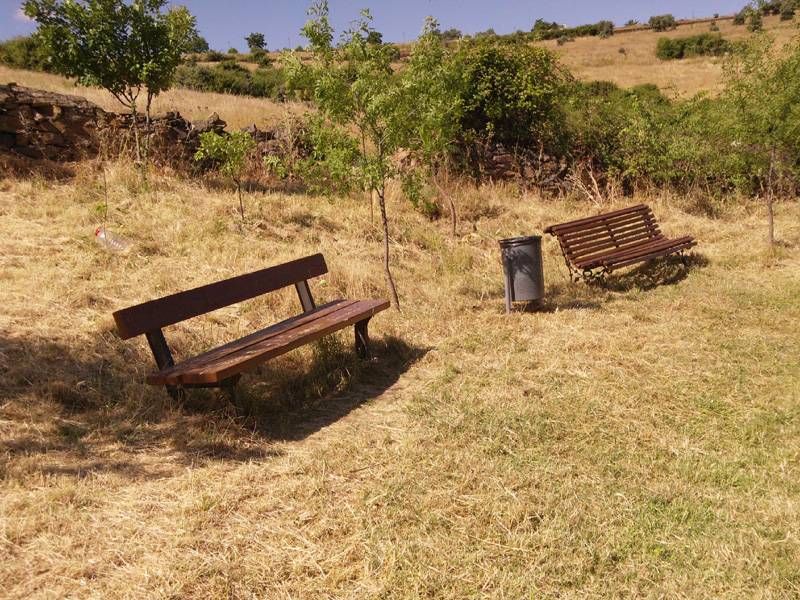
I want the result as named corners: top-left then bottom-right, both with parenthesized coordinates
top-left (0, 332), bottom-right (424, 481)
top-left (233, 336), bottom-right (427, 442)
top-left (597, 252), bottom-right (709, 293)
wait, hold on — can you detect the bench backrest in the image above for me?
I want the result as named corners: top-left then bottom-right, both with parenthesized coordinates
top-left (544, 204), bottom-right (663, 266)
top-left (113, 254), bottom-right (328, 340)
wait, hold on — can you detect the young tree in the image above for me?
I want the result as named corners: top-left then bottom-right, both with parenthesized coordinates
top-left (401, 18), bottom-right (463, 235)
top-left (285, 2), bottom-right (408, 309)
top-left (724, 34), bottom-right (800, 246)
top-left (194, 131), bottom-right (256, 220)
top-left (245, 32), bottom-right (267, 51)
top-left (24, 0), bottom-right (197, 172)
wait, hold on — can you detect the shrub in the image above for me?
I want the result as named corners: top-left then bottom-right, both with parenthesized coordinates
top-left (534, 19), bottom-right (616, 41)
top-left (0, 36), bottom-right (49, 71)
top-left (656, 34), bottom-right (736, 60)
top-left (710, 21), bottom-right (720, 32)
top-left (748, 11), bottom-right (764, 31)
top-left (781, 1), bottom-right (796, 20)
top-left (649, 14), bottom-right (677, 31)
top-left (453, 39), bottom-right (571, 157)
top-left (173, 63), bottom-right (287, 98)
top-left (249, 49), bottom-right (273, 67)
top-left (734, 10), bottom-right (747, 25)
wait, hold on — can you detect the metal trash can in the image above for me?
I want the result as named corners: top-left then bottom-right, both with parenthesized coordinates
top-left (499, 235), bottom-right (545, 313)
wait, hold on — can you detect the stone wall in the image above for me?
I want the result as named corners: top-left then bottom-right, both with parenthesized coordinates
top-left (0, 83), bottom-right (291, 166)
top-left (0, 83), bottom-right (107, 161)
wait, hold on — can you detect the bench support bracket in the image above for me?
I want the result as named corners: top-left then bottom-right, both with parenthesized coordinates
top-left (355, 318), bottom-right (371, 360)
top-left (145, 329), bottom-right (184, 402)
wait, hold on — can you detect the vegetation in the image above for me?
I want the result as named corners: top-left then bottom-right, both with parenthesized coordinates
top-left (194, 130), bottom-right (256, 220)
top-left (245, 32), bottom-right (267, 51)
top-left (532, 18), bottom-right (615, 41)
top-left (174, 62), bottom-right (286, 99)
top-left (23, 0), bottom-right (196, 170)
top-left (285, 2), bottom-right (409, 308)
top-left (649, 14), bottom-right (677, 31)
top-left (0, 36), bottom-right (48, 71)
top-left (656, 34), bottom-right (738, 60)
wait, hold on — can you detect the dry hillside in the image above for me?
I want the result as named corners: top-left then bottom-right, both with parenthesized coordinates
top-left (540, 14), bottom-right (799, 96)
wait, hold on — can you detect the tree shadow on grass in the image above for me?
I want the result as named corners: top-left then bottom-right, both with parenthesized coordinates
top-left (0, 331), bottom-right (424, 481)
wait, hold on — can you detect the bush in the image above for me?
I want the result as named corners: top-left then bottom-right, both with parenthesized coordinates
top-left (0, 36), bottom-right (50, 71)
top-left (248, 49), bottom-right (273, 67)
top-left (656, 34), bottom-right (736, 60)
top-left (748, 11), bottom-right (764, 31)
top-left (533, 18), bottom-right (615, 41)
top-left (649, 14), bottom-right (677, 32)
top-left (453, 39), bottom-right (571, 156)
top-left (173, 62), bottom-right (287, 98)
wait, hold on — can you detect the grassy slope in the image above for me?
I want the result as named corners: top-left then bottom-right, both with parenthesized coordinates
top-left (542, 14), bottom-right (799, 96)
top-left (0, 64), bottom-right (305, 129)
top-left (0, 163), bottom-right (798, 596)
top-left (1, 14), bottom-right (797, 110)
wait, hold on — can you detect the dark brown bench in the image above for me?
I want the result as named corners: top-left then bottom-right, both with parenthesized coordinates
top-left (113, 254), bottom-right (389, 399)
top-left (544, 204), bottom-right (697, 282)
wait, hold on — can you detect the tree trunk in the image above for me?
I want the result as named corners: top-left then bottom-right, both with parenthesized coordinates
top-left (236, 179), bottom-right (245, 220)
top-left (767, 147), bottom-right (776, 248)
top-left (377, 186), bottom-right (400, 311)
top-left (130, 102), bottom-right (142, 166)
top-left (142, 99), bottom-right (152, 186)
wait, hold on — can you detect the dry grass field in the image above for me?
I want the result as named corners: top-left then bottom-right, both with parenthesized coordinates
top-left (1, 158), bottom-right (799, 596)
top-left (0, 64), bottom-right (305, 129)
top-left (1, 14), bottom-right (800, 597)
top-left (540, 14), bottom-right (799, 96)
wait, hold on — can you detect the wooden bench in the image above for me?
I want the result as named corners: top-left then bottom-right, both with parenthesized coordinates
top-left (544, 204), bottom-right (697, 282)
top-left (112, 254), bottom-right (390, 400)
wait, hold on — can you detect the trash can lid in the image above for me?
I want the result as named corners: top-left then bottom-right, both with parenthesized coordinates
top-left (498, 235), bottom-right (542, 248)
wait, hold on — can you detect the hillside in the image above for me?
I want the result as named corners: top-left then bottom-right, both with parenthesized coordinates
top-left (541, 14), bottom-right (798, 96)
top-left (0, 64), bottom-right (302, 129)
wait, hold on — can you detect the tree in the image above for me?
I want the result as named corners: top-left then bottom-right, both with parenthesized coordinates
top-left (401, 18), bottom-right (463, 234)
top-left (748, 9), bottom-right (764, 31)
top-left (284, 2), bottom-right (409, 309)
top-left (649, 14), bottom-right (677, 31)
top-left (366, 30), bottom-right (383, 45)
top-left (24, 0), bottom-right (196, 173)
top-left (245, 32), bottom-right (266, 51)
top-left (723, 34), bottom-right (800, 246)
top-left (194, 131), bottom-right (256, 220)
top-left (440, 28), bottom-right (463, 41)
top-left (780, 1), bottom-right (796, 20)
top-left (188, 32), bottom-right (210, 53)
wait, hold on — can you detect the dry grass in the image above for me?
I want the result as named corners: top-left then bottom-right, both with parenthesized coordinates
top-left (540, 14), bottom-right (798, 96)
top-left (0, 64), bottom-right (306, 129)
top-left (1, 158), bottom-right (799, 597)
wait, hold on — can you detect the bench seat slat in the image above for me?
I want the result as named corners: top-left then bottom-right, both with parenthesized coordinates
top-left (575, 236), bottom-right (696, 270)
top-left (149, 299), bottom-right (390, 386)
top-left (146, 300), bottom-right (355, 384)
top-left (566, 230), bottom-right (664, 259)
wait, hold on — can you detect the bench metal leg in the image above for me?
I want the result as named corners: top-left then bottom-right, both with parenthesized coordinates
top-left (355, 318), bottom-right (371, 360)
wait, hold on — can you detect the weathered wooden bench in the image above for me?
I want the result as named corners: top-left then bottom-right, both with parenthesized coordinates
top-left (544, 204), bottom-right (697, 282)
top-left (113, 254), bottom-right (390, 400)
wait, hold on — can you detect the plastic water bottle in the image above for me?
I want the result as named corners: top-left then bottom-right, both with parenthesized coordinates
top-left (95, 226), bottom-right (132, 252)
